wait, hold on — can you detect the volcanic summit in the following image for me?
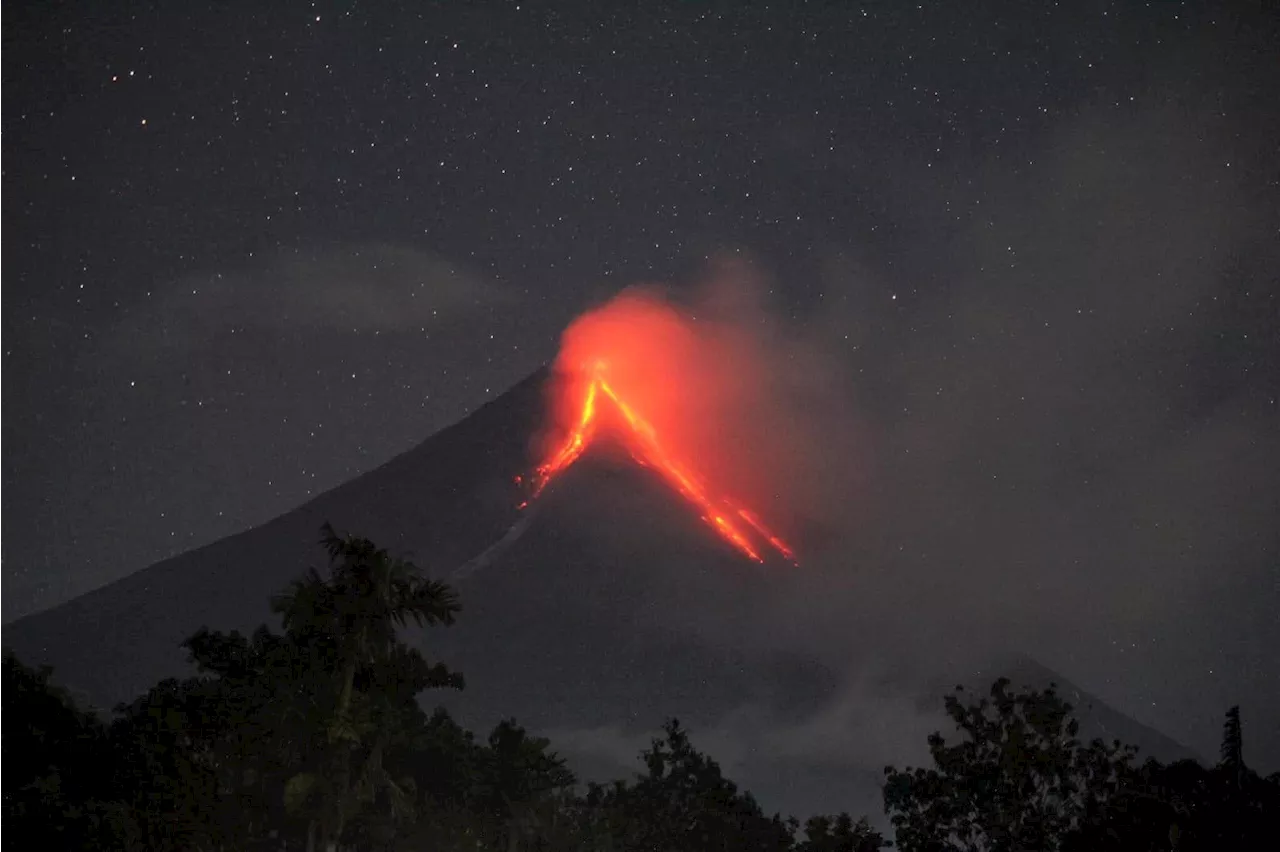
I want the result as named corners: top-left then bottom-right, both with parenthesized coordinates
top-left (2, 291), bottom-right (1197, 819)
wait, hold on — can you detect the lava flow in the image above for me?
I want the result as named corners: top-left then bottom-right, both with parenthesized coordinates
top-left (524, 360), bottom-right (797, 565)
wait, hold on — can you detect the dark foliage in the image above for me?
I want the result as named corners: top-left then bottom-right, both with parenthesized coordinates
top-left (884, 678), bottom-right (1278, 852)
top-left (1, 653), bottom-right (132, 848)
top-left (575, 718), bottom-right (799, 851)
top-left (4, 525), bottom-right (1276, 850)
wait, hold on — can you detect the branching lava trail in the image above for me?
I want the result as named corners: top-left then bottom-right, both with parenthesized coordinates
top-left (525, 362), bottom-right (797, 565)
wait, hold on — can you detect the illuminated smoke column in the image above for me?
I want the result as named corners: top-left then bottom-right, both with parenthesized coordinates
top-left (522, 289), bottom-right (799, 565)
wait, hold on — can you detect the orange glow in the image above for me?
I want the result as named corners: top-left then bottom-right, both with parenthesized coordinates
top-left (733, 506), bottom-right (798, 565)
top-left (530, 379), bottom-right (598, 498)
top-left (524, 308), bottom-right (798, 564)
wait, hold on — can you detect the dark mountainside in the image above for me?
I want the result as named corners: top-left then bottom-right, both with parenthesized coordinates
top-left (4, 369), bottom-right (550, 707)
top-left (3, 368), bottom-right (1197, 818)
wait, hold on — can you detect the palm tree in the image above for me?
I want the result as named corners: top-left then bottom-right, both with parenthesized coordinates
top-left (273, 523), bottom-right (461, 852)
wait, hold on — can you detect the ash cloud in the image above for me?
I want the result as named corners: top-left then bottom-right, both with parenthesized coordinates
top-left (788, 93), bottom-right (1280, 740)
top-left (539, 265), bottom-right (868, 550)
top-left (523, 278), bottom-right (865, 653)
top-left (540, 671), bottom-right (938, 821)
top-left (97, 243), bottom-right (526, 370)
top-left (550, 88), bottom-right (1279, 783)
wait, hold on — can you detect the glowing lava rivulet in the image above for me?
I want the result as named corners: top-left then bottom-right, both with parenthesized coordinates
top-left (520, 292), bottom-right (799, 565)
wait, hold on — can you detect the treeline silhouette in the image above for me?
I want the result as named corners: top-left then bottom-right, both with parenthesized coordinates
top-left (4, 524), bottom-right (1276, 851)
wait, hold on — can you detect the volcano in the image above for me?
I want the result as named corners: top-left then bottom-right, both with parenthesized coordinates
top-left (2, 368), bottom-right (1195, 819)
top-left (517, 288), bottom-right (803, 567)
top-left (523, 360), bottom-right (798, 565)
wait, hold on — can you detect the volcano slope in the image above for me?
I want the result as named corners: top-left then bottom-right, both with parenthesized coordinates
top-left (3, 368), bottom-right (548, 707)
top-left (3, 368), bottom-right (1195, 819)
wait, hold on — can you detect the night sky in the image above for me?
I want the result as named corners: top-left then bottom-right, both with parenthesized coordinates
top-left (4, 1), bottom-right (1278, 768)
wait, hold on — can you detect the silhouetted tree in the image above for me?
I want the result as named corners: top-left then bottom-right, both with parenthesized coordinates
top-left (883, 677), bottom-right (1137, 852)
top-left (12, 524), bottom-right (1275, 852)
top-left (1, 653), bottom-right (131, 848)
top-left (472, 719), bottom-right (576, 851)
top-left (1220, 705), bottom-right (1244, 789)
top-left (271, 522), bottom-right (462, 851)
top-left (109, 675), bottom-right (234, 850)
top-left (796, 812), bottom-right (888, 852)
top-left (100, 524), bottom-right (467, 851)
top-left (585, 718), bottom-right (796, 852)
top-left (1069, 749), bottom-right (1280, 852)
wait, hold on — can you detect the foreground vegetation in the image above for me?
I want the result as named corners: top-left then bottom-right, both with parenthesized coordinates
top-left (4, 524), bottom-right (1276, 850)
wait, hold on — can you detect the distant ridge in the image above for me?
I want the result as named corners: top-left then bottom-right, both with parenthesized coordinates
top-left (1000, 656), bottom-right (1201, 764)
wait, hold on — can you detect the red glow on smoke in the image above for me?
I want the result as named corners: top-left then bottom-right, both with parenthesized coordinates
top-left (525, 291), bottom-right (798, 565)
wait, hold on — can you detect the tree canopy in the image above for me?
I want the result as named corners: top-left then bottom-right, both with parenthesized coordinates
top-left (4, 524), bottom-right (1275, 850)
